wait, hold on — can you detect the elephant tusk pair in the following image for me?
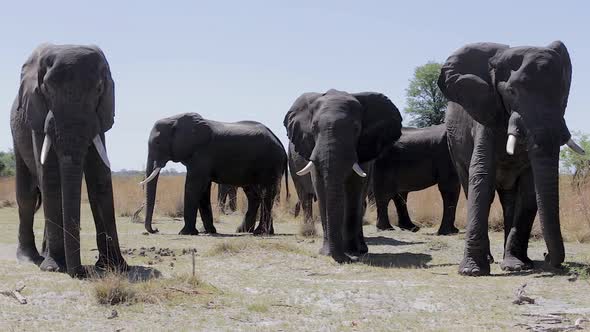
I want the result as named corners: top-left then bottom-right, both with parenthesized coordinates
top-left (41, 135), bottom-right (110, 167)
top-left (296, 161), bottom-right (367, 178)
top-left (40, 111), bottom-right (110, 168)
top-left (140, 167), bottom-right (161, 185)
top-left (505, 134), bottom-right (586, 156)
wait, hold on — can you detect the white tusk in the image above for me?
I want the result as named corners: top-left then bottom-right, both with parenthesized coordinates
top-left (296, 161), bottom-right (314, 176)
top-left (506, 134), bottom-right (517, 156)
top-left (92, 135), bottom-right (111, 169)
top-left (139, 167), bottom-right (161, 185)
top-left (40, 135), bottom-right (52, 165)
top-left (352, 163), bottom-right (367, 177)
top-left (567, 138), bottom-right (586, 155)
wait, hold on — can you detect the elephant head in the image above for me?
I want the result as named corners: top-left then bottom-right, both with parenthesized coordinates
top-left (438, 41), bottom-right (583, 267)
top-left (284, 89), bottom-right (402, 261)
top-left (141, 113), bottom-right (212, 233)
top-left (18, 44), bottom-right (115, 276)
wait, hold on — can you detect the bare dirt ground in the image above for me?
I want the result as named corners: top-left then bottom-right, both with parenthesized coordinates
top-left (1, 205), bottom-right (589, 331)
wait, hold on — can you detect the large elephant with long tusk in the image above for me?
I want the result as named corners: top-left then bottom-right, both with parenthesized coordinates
top-left (284, 89), bottom-right (403, 263)
top-left (438, 41), bottom-right (584, 276)
top-left (142, 113), bottom-right (288, 236)
top-left (10, 44), bottom-right (127, 277)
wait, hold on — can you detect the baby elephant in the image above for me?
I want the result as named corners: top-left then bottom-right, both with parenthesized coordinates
top-left (142, 113), bottom-right (287, 235)
top-left (372, 124), bottom-right (460, 235)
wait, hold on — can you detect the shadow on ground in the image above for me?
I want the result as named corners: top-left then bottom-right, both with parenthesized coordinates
top-left (359, 252), bottom-right (432, 268)
top-left (365, 236), bottom-right (424, 247)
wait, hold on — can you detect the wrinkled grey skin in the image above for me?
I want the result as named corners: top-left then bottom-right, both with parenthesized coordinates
top-left (144, 113), bottom-right (288, 236)
top-left (217, 184), bottom-right (237, 214)
top-left (288, 142), bottom-right (316, 225)
top-left (438, 41), bottom-right (576, 276)
top-left (373, 124), bottom-right (460, 235)
top-left (10, 44), bottom-right (127, 277)
top-left (284, 89), bottom-right (402, 263)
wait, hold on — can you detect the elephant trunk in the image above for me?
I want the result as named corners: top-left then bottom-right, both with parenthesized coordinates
top-left (144, 155), bottom-right (161, 233)
top-left (529, 145), bottom-right (564, 267)
top-left (60, 158), bottom-right (85, 277)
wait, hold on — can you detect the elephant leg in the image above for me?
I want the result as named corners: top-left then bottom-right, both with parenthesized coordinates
top-left (394, 192), bottom-right (419, 232)
top-left (14, 149), bottom-right (44, 266)
top-left (199, 182), bottom-right (216, 234)
top-left (312, 168), bottom-right (330, 256)
top-left (344, 175), bottom-right (368, 256)
top-left (459, 127), bottom-right (496, 276)
top-left (228, 187), bottom-right (237, 213)
top-left (497, 187), bottom-right (517, 250)
top-left (217, 186), bottom-right (226, 214)
top-left (236, 185), bottom-right (260, 233)
top-left (298, 194), bottom-right (317, 236)
top-left (180, 170), bottom-right (205, 235)
top-left (38, 152), bottom-right (66, 272)
top-left (254, 185), bottom-right (276, 235)
top-left (84, 142), bottom-right (127, 272)
top-left (293, 201), bottom-right (301, 218)
top-left (437, 182), bottom-right (460, 235)
top-left (502, 169), bottom-right (536, 271)
top-left (374, 173), bottom-right (394, 230)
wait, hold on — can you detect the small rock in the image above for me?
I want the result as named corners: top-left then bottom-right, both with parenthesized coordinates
top-left (107, 309), bottom-right (118, 319)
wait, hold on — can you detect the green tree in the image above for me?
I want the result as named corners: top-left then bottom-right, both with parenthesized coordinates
top-left (404, 61), bottom-right (448, 127)
top-left (0, 151), bottom-right (16, 177)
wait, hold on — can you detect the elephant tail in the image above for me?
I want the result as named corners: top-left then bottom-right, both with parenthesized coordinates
top-left (34, 187), bottom-right (42, 213)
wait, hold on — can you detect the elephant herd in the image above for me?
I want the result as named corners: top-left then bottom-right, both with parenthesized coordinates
top-left (8, 40), bottom-right (584, 277)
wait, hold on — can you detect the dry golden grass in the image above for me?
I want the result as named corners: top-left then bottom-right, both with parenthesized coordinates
top-left (1, 174), bottom-right (589, 241)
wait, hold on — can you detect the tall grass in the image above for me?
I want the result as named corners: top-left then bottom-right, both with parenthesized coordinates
top-left (0, 174), bottom-right (589, 242)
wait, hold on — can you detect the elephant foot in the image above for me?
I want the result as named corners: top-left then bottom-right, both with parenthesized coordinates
top-left (204, 226), bottom-right (217, 234)
top-left (68, 265), bottom-right (89, 279)
top-left (16, 246), bottom-right (44, 266)
top-left (319, 240), bottom-right (330, 256)
top-left (236, 223), bottom-right (255, 233)
top-left (95, 254), bottom-right (129, 273)
top-left (332, 252), bottom-right (354, 264)
top-left (40, 256), bottom-right (66, 273)
top-left (179, 227), bottom-right (199, 235)
top-left (376, 222), bottom-right (395, 231)
top-left (253, 225), bottom-right (274, 236)
top-left (458, 255), bottom-right (490, 276)
top-left (437, 225), bottom-right (459, 236)
top-left (399, 222), bottom-right (420, 232)
top-left (501, 254), bottom-right (533, 272)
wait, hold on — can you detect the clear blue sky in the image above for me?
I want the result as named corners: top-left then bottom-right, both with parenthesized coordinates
top-left (1, 1), bottom-right (589, 171)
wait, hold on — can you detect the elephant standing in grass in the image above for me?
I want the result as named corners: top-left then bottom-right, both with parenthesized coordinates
top-left (10, 44), bottom-right (127, 277)
top-left (288, 142), bottom-right (317, 234)
top-left (284, 89), bottom-right (402, 263)
top-left (373, 124), bottom-right (460, 235)
top-left (217, 184), bottom-right (237, 214)
top-left (142, 113), bottom-right (288, 236)
top-left (438, 41), bottom-right (585, 275)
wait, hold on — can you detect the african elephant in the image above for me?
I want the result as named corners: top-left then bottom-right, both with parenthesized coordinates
top-left (10, 44), bottom-right (127, 277)
top-left (438, 41), bottom-right (584, 276)
top-left (288, 142), bottom-right (316, 230)
top-left (142, 113), bottom-right (288, 235)
top-left (373, 124), bottom-right (460, 235)
top-left (217, 183), bottom-right (237, 214)
top-left (284, 89), bottom-right (402, 263)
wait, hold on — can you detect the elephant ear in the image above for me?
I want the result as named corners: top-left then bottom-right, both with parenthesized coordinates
top-left (171, 113), bottom-right (212, 160)
top-left (353, 92), bottom-right (403, 163)
top-left (437, 43), bottom-right (509, 126)
top-left (18, 44), bottom-right (52, 132)
top-left (283, 92), bottom-right (321, 160)
top-left (92, 46), bottom-right (115, 133)
top-left (547, 40), bottom-right (572, 111)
